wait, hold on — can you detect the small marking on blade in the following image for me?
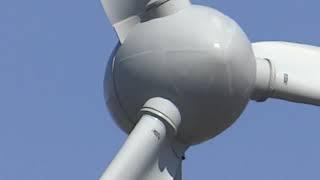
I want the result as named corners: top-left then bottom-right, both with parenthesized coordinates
top-left (284, 73), bottom-right (289, 85)
top-left (152, 129), bottom-right (161, 141)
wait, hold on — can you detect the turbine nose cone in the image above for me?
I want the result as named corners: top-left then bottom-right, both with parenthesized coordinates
top-left (104, 5), bottom-right (256, 144)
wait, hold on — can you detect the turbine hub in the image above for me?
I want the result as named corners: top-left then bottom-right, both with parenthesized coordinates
top-left (105, 5), bottom-right (256, 145)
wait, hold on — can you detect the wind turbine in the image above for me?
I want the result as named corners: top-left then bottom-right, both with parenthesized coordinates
top-left (99, 0), bottom-right (320, 179)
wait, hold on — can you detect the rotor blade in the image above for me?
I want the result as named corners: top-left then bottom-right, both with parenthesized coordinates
top-left (251, 41), bottom-right (320, 106)
top-left (100, 0), bottom-right (150, 43)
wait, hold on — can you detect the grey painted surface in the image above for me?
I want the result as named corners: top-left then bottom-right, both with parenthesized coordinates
top-left (100, 0), bottom-right (320, 179)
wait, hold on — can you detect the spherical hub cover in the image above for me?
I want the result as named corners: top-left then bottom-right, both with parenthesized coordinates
top-left (105, 5), bottom-right (256, 145)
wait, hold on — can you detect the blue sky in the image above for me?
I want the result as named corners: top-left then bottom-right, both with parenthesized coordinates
top-left (1, 0), bottom-right (320, 179)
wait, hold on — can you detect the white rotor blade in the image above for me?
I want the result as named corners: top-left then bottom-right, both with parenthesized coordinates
top-left (252, 41), bottom-right (320, 106)
top-left (101, 0), bottom-right (150, 43)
